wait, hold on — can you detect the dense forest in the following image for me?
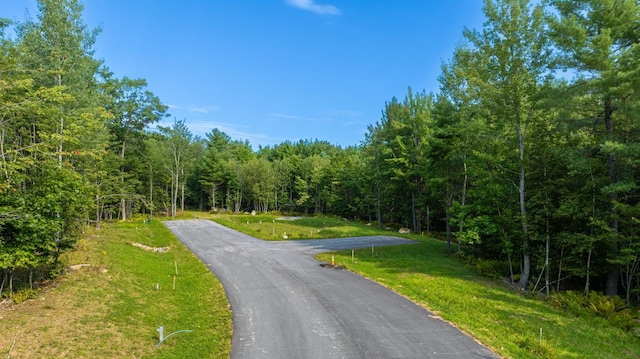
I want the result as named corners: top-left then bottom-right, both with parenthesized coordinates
top-left (1, 0), bottom-right (639, 305)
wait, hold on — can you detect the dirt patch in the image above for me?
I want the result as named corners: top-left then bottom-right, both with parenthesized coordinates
top-left (131, 242), bottom-right (170, 253)
top-left (319, 263), bottom-right (345, 270)
top-left (276, 216), bottom-right (303, 221)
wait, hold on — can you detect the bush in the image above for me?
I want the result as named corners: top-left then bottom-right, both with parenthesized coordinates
top-left (550, 291), bottom-right (587, 316)
top-left (587, 291), bottom-right (626, 318)
top-left (457, 252), bottom-right (510, 279)
top-left (12, 288), bottom-right (40, 304)
top-left (550, 291), bottom-right (639, 333)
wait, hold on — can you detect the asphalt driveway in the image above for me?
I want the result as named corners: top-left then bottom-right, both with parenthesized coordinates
top-left (165, 219), bottom-right (497, 359)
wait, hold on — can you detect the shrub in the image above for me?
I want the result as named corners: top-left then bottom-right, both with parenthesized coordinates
top-left (549, 291), bottom-right (587, 316)
top-left (551, 291), bottom-right (639, 332)
top-left (587, 291), bottom-right (626, 318)
top-left (12, 288), bottom-right (40, 304)
top-left (457, 253), bottom-right (510, 279)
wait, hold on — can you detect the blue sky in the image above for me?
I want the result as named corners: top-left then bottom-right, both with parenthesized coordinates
top-left (4, 0), bottom-right (485, 149)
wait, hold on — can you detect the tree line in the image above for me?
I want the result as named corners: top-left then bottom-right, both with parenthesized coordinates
top-left (1, 0), bottom-right (639, 304)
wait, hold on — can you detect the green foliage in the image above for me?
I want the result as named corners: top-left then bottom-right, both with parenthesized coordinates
top-left (11, 288), bottom-right (40, 304)
top-left (587, 291), bottom-right (627, 318)
top-left (459, 253), bottom-right (510, 279)
top-left (549, 290), bottom-right (587, 315)
top-left (550, 291), bottom-right (638, 332)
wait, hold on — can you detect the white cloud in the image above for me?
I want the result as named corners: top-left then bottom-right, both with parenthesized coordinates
top-left (158, 119), bottom-right (282, 148)
top-left (186, 105), bottom-right (221, 114)
top-left (166, 104), bottom-right (221, 114)
top-left (284, 0), bottom-right (341, 15)
top-left (268, 112), bottom-right (319, 122)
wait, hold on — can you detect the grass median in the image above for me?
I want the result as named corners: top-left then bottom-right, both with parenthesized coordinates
top-left (0, 218), bottom-right (231, 359)
top-left (206, 213), bottom-right (406, 240)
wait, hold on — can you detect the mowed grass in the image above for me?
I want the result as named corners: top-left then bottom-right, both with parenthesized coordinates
top-left (203, 212), bottom-right (401, 240)
top-left (317, 240), bottom-right (640, 359)
top-left (0, 219), bottom-right (231, 359)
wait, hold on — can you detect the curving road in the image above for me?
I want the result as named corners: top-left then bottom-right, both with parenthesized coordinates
top-left (165, 220), bottom-right (497, 359)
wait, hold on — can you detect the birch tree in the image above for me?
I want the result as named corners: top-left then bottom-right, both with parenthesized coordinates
top-left (458, 0), bottom-right (551, 288)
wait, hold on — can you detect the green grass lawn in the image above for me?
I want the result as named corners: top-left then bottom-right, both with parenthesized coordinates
top-left (0, 218), bottom-right (232, 359)
top-left (204, 212), bottom-right (406, 240)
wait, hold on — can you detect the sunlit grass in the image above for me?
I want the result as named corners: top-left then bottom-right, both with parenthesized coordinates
top-left (198, 212), bottom-right (406, 240)
top-left (0, 218), bottom-right (232, 359)
top-left (318, 241), bottom-right (640, 359)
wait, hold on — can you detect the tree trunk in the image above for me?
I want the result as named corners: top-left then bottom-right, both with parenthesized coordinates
top-left (585, 246), bottom-right (593, 296)
top-left (557, 246), bottom-right (564, 292)
top-left (545, 222), bottom-right (550, 296)
top-left (172, 170), bottom-right (179, 217)
top-left (120, 197), bottom-right (126, 221)
top-left (445, 185), bottom-right (453, 254)
top-left (458, 159), bottom-right (468, 252)
top-left (516, 118), bottom-right (530, 290)
top-left (181, 183), bottom-right (185, 213)
top-left (411, 190), bottom-right (418, 233)
top-left (445, 204), bottom-right (452, 255)
top-left (0, 127), bottom-right (8, 180)
top-left (508, 250), bottom-right (516, 290)
top-left (149, 163), bottom-right (154, 216)
top-left (212, 185), bottom-right (216, 210)
top-left (95, 195), bottom-right (101, 229)
top-left (234, 188), bottom-right (242, 214)
top-left (8, 269), bottom-right (13, 298)
top-left (0, 270), bottom-right (7, 298)
top-left (604, 96), bottom-right (619, 297)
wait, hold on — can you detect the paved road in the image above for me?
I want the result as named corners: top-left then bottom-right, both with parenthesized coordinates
top-left (165, 220), bottom-right (497, 359)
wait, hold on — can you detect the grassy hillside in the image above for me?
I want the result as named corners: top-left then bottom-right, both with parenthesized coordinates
top-left (0, 219), bottom-right (231, 359)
